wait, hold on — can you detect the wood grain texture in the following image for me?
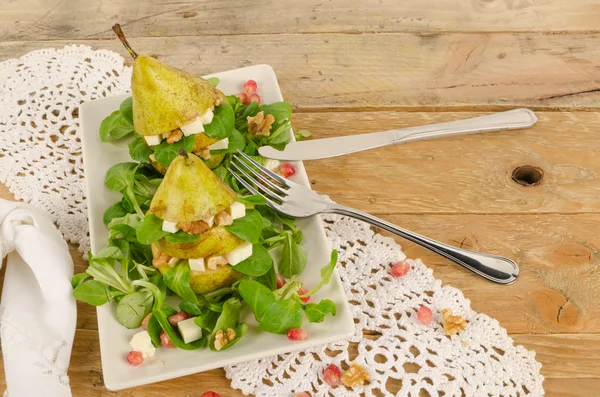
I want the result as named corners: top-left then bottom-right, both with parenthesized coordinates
top-left (2, 0), bottom-right (600, 41)
top-left (1, 33), bottom-right (600, 110)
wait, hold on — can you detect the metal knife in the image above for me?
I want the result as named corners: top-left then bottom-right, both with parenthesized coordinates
top-left (258, 108), bottom-right (537, 161)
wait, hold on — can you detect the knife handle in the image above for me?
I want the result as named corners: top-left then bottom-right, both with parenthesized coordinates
top-left (390, 108), bottom-right (537, 144)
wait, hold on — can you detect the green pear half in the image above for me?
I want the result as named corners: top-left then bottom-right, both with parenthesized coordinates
top-left (156, 260), bottom-right (243, 295)
top-left (148, 152), bottom-right (236, 223)
top-left (150, 152), bottom-right (225, 175)
top-left (153, 226), bottom-right (244, 259)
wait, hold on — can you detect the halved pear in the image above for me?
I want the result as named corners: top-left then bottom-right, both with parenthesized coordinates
top-left (148, 152), bottom-right (236, 223)
top-left (113, 24), bottom-right (219, 137)
top-left (149, 151), bottom-right (224, 175)
top-left (153, 226), bottom-right (244, 259)
top-left (156, 261), bottom-right (243, 294)
top-left (192, 133), bottom-right (220, 151)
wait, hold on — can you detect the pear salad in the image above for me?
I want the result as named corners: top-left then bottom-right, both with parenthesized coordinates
top-left (72, 25), bottom-right (338, 365)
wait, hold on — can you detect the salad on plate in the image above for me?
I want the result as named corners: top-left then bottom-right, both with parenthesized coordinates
top-left (72, 25), bottom-right (338, 366)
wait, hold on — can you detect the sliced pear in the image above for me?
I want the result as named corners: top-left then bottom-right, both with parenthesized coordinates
top-left (156, 262), bottom-right (243, 294)
top-left (192, 133), bottom-right (220, 152)
top-left (148, 152), bottom-right (236, 223)
top-left (113, 24), bottom-right (219, 137)
top-left (152, 226), bottom-right (244, 259)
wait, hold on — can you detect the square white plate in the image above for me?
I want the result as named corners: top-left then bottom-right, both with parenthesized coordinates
top-left (80, 64), bottom-right (355, 391)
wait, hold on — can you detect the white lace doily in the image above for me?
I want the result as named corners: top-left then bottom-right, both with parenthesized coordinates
top-left (0, 46), bottom-right (544, 396)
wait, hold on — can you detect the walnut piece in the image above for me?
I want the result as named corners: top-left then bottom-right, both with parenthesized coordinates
top-left (214, 328), bottom-right (236, 351)
top-left (196, 147), bottom-right (211, 160)
top-left (341, 362), bottom-right (370, 387)
top-left (207, 255), bottom-right (228, 270)
top-left (177, 220), bottom-right (210, 234)
top-left (215, 211), bottom-right (233, 226)
top-left (247, 111), bottom-right (276, 136)
top-left (441, 308), bottom-right (467, 335)
top-left (152, 252), bottom-right (171, 268)
top-left (165, 128), bottom-right (183, 144)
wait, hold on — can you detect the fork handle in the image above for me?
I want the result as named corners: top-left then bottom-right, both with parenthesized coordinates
top-left (325, 205), bottom-right (519, 284)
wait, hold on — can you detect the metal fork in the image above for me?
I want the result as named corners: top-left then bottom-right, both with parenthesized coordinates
top-left (228, 150), bottom-right (519, 284)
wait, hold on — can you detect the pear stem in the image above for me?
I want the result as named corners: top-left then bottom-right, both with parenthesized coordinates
top-left (112, 24), bottom-right (137, 60)
top-left (178, 148), bottom-right (189, 158)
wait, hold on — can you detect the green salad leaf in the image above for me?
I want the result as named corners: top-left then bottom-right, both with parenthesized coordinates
top-left (204, 101), bottom-right (235, 139)
top-left (225, 209), bottom-right (262, 244)
top-left (116, 289), bottom-right (153, 329)
top-left (163, 261), bottom-right (198, 304)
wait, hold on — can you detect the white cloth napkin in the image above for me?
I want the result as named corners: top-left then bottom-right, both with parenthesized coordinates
top-left (0, 199), bottom-right (76, 397)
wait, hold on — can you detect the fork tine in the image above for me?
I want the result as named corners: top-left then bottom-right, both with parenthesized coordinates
top-left (227, 167), bottom-right (280, 209)
top-left (231, 156), bottom-right (289, 197)
top-left (229, 162), bottom-right (285, 202)
top-left (235, 150), bottom-right (289, 187)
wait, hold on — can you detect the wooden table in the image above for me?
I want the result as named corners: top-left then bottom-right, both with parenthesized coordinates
top-left (1, 1), bottom-right (599, 396)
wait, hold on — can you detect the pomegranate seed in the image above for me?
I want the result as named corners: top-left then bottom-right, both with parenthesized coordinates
top-left (323, 364), bottom-right (341, 387)
top-left (141, 313), bottom-right (152, 330)
top-left (243, 79), bottom-right (258, 94)
top-left (201, 392), bottom-right (220, 397)
top-left (237, 92), bottom-right (248, 103)
top-left (287, 328), bottom-right (308, 341)
top-left (276, 274), bottom-right (286, 289)
top-left (297, 286), bottom-right (310, 303)
top-left (417, 305), bottom-right (433, 326)
top-left (389, 261), bottom-right (410, 278)
top-left (278, 163), bottom-right (296, 178)
top-left (294, 393), bottom-right (311, 397)
top-left (248, 92), bottom-right (261, 104)
top-left (168, 311), bottom-right (190, 326)
top-left (160, 330), bottom-right (175, 348)
top-left (126, 351), bottom-right (144, 366)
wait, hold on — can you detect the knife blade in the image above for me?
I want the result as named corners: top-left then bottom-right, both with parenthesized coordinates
top-left (258, 108), bottom-right (537, 161)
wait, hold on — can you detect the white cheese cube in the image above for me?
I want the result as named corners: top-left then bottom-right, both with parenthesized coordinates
top-left (144, 135), bottom-right (162, 146)
top-left (149, 153), bottom-right (157, 162)
top-left (189, 258), bottom-right (206, 272)
top-left (168, 257), bottom-right (180, 267)
top-left (207, 138), bottom-right (229, 151)
top-left (162, 220), bottom-right (179, 233)
top-left (199, 108), bottom-right (214, 125)
top-left (129, 330), bottom-right (156, 358)
top-left (177, 317), bottom-right (203, 344)
top-left (204, 215), bottom-right (215, 228)
top-left (225, 242), bottom-right (253, 266)
top-left (263, 158), bottom-right (280, 172)
top-left (228, 201), bottom-right (246, 220)
top-left (180, 117), bottom-right (205, 136)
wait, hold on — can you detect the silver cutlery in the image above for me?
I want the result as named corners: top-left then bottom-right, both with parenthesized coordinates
top-left (228, 150), bottom-right (519, 284)
top-left (258, 108), bottom-right (537, 161)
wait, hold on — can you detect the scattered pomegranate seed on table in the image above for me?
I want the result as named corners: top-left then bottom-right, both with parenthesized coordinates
top-left (126, 351), bottom-right (144, 366)
top-left (389, 260), bottom-right (410, 278)
top-left (168, 311), bottom-right (190, 326)
top-left (287, 328), bottom-right (308, 341)
top-left (276, 273), bottom-right (286, 289)
top-left (294, 392), bottom-right (311, 397)
top-left (417, 305), bottom-right (433, 326)
top-left (297, 286), bottom-right (311, 303)
top-left (160, 330), bottom-right (176, 347)
top-left (201, 392), bottom-right (220, 397)
top-left (278, 162), bottom-right (296, 178)
top-left (141, 313), bottom-right (152, 330)
top-left (322, 364), bottom-right (341, 387)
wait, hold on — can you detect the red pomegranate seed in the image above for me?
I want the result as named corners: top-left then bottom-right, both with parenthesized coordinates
top-left (322, 364), bottom-right (341, 387)
top-left (417, 305), bottom-right (433, 326)
top-left (201, 392), bottom-right (220, 397)
top-left (126, 351), bottom-right (144, 366)
top-left (237, 92), bottom-right (248, 103)
top-left (389, 261), bottom-right (410, 278)
top-left (278, 163), bottom-right (296, 178)
top-left (141, 313), bottom-right (152, 331)
top-left (168, 311), bottom-right (190, 326)
top-left (248, 92), bottom-right (261, 104)
top-left (287, 328), bottom-right (308, 341)
top-left (276, 274), bottom-right (287, 289)
top-left (297, 286), bottom-right (310, 303)
top-left (294, 393), bottom-right (311, 397)
top-left (160, 330), bottom-right (175, 348)
top-left (243, 79), bottom-right (258, 94)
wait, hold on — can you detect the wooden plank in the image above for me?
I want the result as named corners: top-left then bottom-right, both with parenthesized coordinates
top-left (544, 379), bottom-right (600, 397)
top-left (0, 330), bottom-right (593, 395)
top-left (299, 111), bottom-right (600, 214)
top-left (1, 34), bottom-right (600, 110)
top-left (2, 0), bottom-right (600, 41)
